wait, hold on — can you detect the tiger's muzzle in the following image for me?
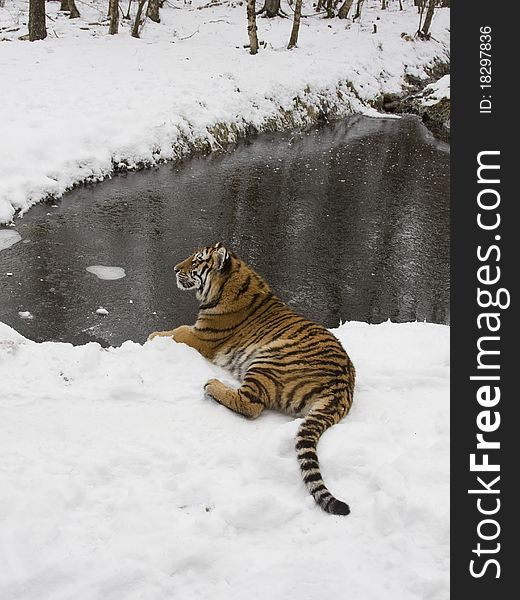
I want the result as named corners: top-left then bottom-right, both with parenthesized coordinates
top-left (174, 265), bottom-right (198, 291)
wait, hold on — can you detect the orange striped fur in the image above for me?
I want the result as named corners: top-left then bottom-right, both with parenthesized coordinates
top-left (149, 243), bottom-right (355, 515)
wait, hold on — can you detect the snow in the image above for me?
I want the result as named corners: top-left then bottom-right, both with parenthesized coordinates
top-left (0, 320), bottom-right (449, 599)
top-left (86, 265), bottom-right (126, 280)
top-left (16, 311), bottom-right (33, 320)
top-left (422, 74), bottom-right (450, 106)
top-left (0, 1), bottom-right (450, 224)
top-left (0, 229), bottom-right (21, 251)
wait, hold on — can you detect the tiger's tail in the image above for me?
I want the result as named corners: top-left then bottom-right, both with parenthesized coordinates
top-left (295, 394), bottom-right (352, 516)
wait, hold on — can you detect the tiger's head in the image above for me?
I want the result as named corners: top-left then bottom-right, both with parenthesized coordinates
top-left (174, 242), bottom-right (231, 300)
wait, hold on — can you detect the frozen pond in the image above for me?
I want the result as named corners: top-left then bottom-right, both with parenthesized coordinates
top-left (0, 115), bottom-right (449, 346)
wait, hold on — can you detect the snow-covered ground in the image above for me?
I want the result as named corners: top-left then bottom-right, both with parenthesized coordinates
top-left (422, 73), bottom-right (450, 105)
top-left (0, 0), bottom-right (450, 224)
top-left (0, 320), bottom-right (449, 599)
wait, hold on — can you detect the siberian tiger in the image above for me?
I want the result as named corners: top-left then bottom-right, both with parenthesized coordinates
top-left (149, 243), bottom-right (355, 515)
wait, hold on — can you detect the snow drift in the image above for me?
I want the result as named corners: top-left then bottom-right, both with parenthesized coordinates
top-left (0, 320), bottom-right (449, 599)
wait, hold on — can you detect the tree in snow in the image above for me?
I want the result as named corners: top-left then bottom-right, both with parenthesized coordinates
top-left (28, 0), bottom-right (46, 41)
top-left (109, 0), bottom-right (119, 34)
top-left (287, 0), bottom-right (303, 49)
top-left (132, 0), bottom-right (148, 38)
top-left (414, 0), bottom-right (442, 12)
top-left (419, 0), bottom-right (436, 38)
top-left (68, 0), bottom-right (81, 18)
top-left (147, 0), bottom-right (161, 23)
top-left (353, 0), bottom-right (364, 21)
top-left (247, 0), bottom-right (259, 55)
top-left (337, 0), bottom-right (353, 20)
top-left (257, 0), bottom-right (283, 17)
top-left (123, 0), bottom-right (133, 20)
top-left (324, 0), bottom-right (334, 19)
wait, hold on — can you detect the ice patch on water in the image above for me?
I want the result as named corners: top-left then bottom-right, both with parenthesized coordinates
top-left (0, 229), bottom-right (21, 251)
top-left (86, 265), bottom-right (126, 280)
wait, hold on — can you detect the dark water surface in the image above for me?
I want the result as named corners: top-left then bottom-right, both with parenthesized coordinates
top-left (0, 115), bottom-right (449, 346)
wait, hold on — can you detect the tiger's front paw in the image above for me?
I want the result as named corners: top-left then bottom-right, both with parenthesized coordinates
top-left (204, 378), bottom-right (225, 399)
top-left (148, 330), bottom-right (172, 341)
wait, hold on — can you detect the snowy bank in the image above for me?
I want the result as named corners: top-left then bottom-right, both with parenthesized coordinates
top-left (0, 320), bottom-right (449, 599)
top-left (384, 71), bottom-right (450, 141)
top-left (0, 1), bottom-right (450, 224)
top-left (422, 74), bottom-right (451, 106)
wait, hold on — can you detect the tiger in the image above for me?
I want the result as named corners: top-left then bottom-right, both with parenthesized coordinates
top-left (148, 242), bottom-right (355, 515)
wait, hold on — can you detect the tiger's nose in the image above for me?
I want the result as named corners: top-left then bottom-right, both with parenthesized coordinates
top-left (174, 266), bottom-right (180, 273)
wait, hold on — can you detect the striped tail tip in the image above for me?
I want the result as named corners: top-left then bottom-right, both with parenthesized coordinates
top-left (316, 490), bottom-right (351, 516)
top-left (327, 499), bottom-right (350, 516)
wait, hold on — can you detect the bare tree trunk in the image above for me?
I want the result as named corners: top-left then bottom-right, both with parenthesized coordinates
top-left (109, 0), bottom-right (119, 34)
top-left (287, 0), bottom-right (302, 49)
top-left (28, 0), bottom-right (47, 40)
top-left (68, 0), bottom-right (80, 18)
top-left (417, 0), bottom-right (426, 30)
top-left (421, 0), bottom-right (435, 37)
top-left (325, 0), bottom-right (334, 18)
top-left (247, 0), bottom-right (259, 55)
top-left (338, 0), bottom-right (353, 19)
top-left (398, 0), bottom-right (403, 10)
top-left (353, 0), bottom-right (364, 20)
top-left (60, 0), bottom-right (69, 10)
top-left (381, 0), bottom-right (386, 9)
top-left (131, 0), bottom-right (147, 38)
top-left (124, 0), bottom-right (133, 19)
top-left (257, 0), bottom-right (280, 17)
top-left (147, 0), bottom-right (161, 22)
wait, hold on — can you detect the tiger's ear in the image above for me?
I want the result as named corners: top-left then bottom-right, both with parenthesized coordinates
top-left (214, 244), bottom-right (229, 270)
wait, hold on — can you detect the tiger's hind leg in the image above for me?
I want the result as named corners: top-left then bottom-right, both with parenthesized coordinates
top-left (204, 378), bottom-right (265, 419)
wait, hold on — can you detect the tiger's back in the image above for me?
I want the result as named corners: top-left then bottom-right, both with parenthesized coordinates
top-left (149, 243), bottom-right (355, 515)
